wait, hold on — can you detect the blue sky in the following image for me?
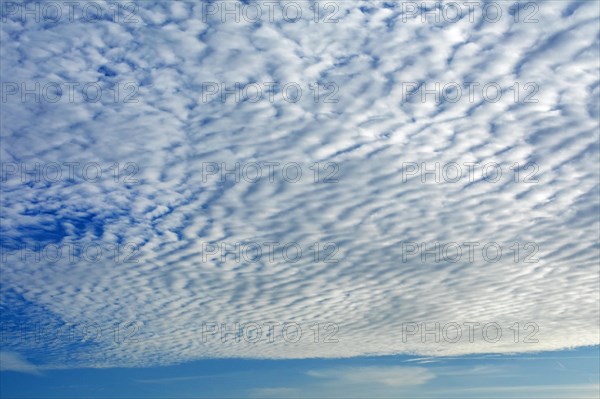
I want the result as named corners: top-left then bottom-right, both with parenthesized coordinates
top-left (1, 0), bottom-right (599, 397)
top-left (1, 347), bottom-right (599, 398)
top-left (2, 347), bottom-right (600, 398)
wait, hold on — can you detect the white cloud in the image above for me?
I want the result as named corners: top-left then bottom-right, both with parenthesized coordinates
top-left (307, 366), bottom-right (435, 387)
top-left (0, 352), bottom-right (40, 374)
top-left (0, 0), bottom-right (598, 368)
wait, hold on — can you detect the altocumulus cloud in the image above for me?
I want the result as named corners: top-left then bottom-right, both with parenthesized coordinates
top-left (0, 0), bottom-right (598, 369)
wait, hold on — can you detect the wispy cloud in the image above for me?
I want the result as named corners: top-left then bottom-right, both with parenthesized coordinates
top-left (0, 352), bottom-right (41, 375)
top-left (307, 366), bottom-right (435, 387)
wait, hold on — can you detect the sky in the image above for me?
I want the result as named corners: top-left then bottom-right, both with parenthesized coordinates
top-left (0, 0), bottom-right (599, 398)
top-left (1, 347), bottom-right (599, 398)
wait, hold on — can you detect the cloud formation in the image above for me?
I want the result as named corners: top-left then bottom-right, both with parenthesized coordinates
top-left (307, 366), bottom-right (435, 387)
top-left (0, 352), bottom-right (40, 374)
top-left (0, 0), bottom-right (598, 369)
